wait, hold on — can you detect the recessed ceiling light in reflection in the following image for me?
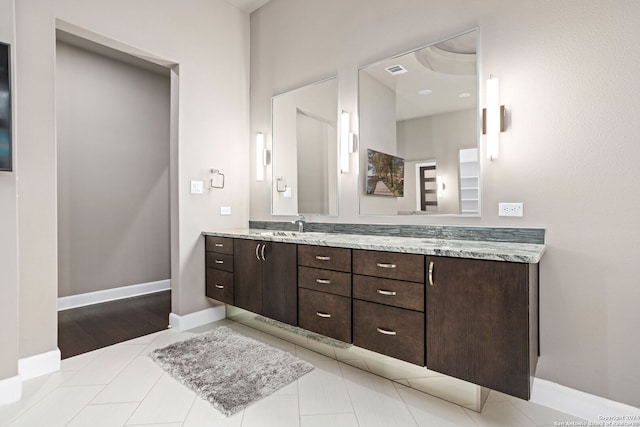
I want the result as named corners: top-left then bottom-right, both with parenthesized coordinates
top-left (418, 89), bottom-right (433, 95)
top-left (458, 92), bottom-right (471, 98)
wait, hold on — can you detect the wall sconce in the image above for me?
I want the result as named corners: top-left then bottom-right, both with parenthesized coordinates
top-left (340, 111), bottom-right (357, 173)
top-left (482, 75), bottom-right (506, 161)
top-left (256, 132), bottom-right (268, 181)
top-left (436, 175), bottom-right (445, 197)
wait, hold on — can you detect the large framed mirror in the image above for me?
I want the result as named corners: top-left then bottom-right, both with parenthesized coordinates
top-left (272, 77), bottom-right (339, 216)
top-left (358, 29), bottom-right (479, 216)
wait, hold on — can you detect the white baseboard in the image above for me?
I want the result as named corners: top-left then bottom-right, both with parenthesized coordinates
top-left (58, 279), bottom-right (171, 311)
top-left (531, 378), bottom-right (640, 421)
top-left (169, 304), bottom-right (226, 332)
top-left (18, 349), bottom-right (61, 381)
top-left (0, 375), bottom-right (22, 406)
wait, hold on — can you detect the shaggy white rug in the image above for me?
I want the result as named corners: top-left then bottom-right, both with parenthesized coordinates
top-left (148, 326), bottom-right (314, 416)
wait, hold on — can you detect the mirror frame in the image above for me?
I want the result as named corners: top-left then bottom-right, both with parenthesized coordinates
top-left (270, 76), bottom-right (340, 217)
top-left (357, 28), bottom-right (481, 217)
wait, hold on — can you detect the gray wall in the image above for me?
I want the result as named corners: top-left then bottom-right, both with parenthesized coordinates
top-left (249, 0), bottom-right (640, 408)
top-left (0, 0), bottom-right (17, 382)
top-left (56, 41), bottom-right (171, 298)
top-left (0, 0), bottom-right (249, 376)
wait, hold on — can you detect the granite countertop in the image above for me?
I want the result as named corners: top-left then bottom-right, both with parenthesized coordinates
top-left (202, 229), bottom-right (545, 263)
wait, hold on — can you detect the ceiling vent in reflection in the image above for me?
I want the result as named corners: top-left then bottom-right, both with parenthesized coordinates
top-left (385, 64), bottom-right (408, 75)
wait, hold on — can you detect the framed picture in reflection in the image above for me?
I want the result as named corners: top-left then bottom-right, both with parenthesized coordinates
top-left (0, 42), bottom-right (11, 172)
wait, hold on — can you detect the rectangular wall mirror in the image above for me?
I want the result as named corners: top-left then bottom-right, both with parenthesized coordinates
top-left (358, 29), bottom-right (479, 216)
top-left (272, 77), bottom-right (339, 216)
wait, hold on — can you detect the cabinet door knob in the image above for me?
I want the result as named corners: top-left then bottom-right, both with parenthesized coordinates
top-left (376, 262), bottom-right (396, 269)
top-left (215, 284), bottom-right (224, 289)
top-left (315, 255), bottom-right (331, 261)
top-left (376, 289), bottom-right (397, 296)
top-left (428, 261), bottom-right (435, 286)
top-left (316, 279), bottom-right (331, 284)
top-left (376, 327), bottom-right (397, 336)
top-left (316, 312), bottom-right (332, 318)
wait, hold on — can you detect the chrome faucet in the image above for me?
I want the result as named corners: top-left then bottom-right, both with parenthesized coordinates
top-left (293, 215), bottom-right (306, 233)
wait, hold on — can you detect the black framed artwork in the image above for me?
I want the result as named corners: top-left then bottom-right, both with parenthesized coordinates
top-left (0, 42), bottom-right (11, 172)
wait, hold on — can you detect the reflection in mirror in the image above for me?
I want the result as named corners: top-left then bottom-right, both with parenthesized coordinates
top-left (358, 29), bottom-right (479, 216)
top-left (272, 77), bottom-right (338, 216)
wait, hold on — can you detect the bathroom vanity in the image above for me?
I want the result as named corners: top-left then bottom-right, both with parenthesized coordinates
top-left (203, 226), bottom-right (544, 411)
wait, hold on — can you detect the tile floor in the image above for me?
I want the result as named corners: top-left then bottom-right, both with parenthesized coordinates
top-left (0, 319), bottom-right (586, 427)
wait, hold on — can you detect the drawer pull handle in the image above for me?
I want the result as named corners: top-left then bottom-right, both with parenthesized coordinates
top-left (376, 327), bottom-right (397, 336)
top-left (215, 243), bottom-right (224, 247)
top-left (428, 261), bottom-right (435, 286)
top-left (215, 260), bottom-right (224, 264)
top-left (315, 255), bottom-right (331, 261)
top-left (376, 289), bottom-right (397, 296)
top-left (215, 284), bottom-right (224, 289)
top-left (316, 279), bottom-right (331, 284)
top-left (316, 312), bottom-right (332, 318)
top-left (376, 262), bottom-right (396, 269)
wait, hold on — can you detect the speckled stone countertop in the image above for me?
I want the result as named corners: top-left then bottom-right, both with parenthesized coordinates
top-left (202, 229), bottom-right (545, 263)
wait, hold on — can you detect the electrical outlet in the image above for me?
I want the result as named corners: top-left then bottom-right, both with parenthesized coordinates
top-left (220, 206), bottom-right (231, 216)
top-left (499, 202), bottom-right (523, 217)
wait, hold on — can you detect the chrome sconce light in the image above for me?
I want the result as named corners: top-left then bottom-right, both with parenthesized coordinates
top-left (482, 75), bottom-right (506, 161)
top-left (256, 132), bottom-right (268, 181)
top-left (340, 111), bottom-right (358, 173)
top-left (436, 175), bottom-right (445, 197)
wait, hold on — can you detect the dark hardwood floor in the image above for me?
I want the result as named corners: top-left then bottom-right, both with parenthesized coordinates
top-left (58, 290), bottom-right (171, 359)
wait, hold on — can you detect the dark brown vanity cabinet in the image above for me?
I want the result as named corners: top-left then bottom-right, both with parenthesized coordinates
top-left (352, 249), bottom-right (426, 366)
top-left (297, 245), bottom-right (352, 343)
top-left (426, 256), bottom-right (538, 400)
top-left (205, 236), bottom-right (234, 304)
top-left (233, 239), bottom-right (298, 326)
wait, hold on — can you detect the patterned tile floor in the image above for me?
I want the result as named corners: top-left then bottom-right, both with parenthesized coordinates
top-left (0, 319), bottom-right (586, 426)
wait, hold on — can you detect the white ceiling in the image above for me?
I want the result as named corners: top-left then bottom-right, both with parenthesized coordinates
top-left (361, 31), bottom-right (477, 121)
top-left (226, 0), bottom-right (271, 13)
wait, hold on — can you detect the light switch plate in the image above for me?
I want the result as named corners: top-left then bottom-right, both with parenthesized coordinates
top-left (190, 180), bottom-right (204, 194)
top-left (499, 202), bottom-right (523, 217)
top-left (220, 206), bottom-right (231, 216)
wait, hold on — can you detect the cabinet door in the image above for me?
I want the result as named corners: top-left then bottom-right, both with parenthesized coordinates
top-left (426, 256), bottom-right (533, 399)
top-left (262, 242), bottom-right (298, 326)
top-left (233, 239), bottom-right (263, 314)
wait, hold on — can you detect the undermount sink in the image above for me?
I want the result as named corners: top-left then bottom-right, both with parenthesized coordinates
top-left (250, 231), bottom-right (332, 238)
top-left (251, 231), bottom-right (300, 237)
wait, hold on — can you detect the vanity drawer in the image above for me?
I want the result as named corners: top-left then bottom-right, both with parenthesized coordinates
top-left (205, 236), bottom-right (234, 255)
top-left (298, 245), bottom-right (351, 273)
top-left (353, 274), bottom-right (424, 312)
top-left (206, 268), bottom-right (234, 304)
top-left (298, 266), bottom-right (351, 297)
top-left (353, 250), bottom-right (424, 283)
top-left (353, 299), bottom-right (425, 366)
top-left (298, 288), bottom-right (351, 343)
top-left (205, 252), bottom-right (233, 272)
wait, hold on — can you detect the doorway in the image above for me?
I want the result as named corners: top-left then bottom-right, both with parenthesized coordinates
top-left (55, 33), bottom-right (172, 357)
